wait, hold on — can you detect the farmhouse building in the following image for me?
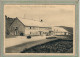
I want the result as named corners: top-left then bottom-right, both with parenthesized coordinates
top-left (52, 27), bottom-right (70, 36)
top-left (6, 16), bottom-right (52, 36)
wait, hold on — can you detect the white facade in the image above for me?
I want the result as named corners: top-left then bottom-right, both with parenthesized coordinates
top-left (25, 26), bottom-right (52, 36)
top-left (18, 18), bottom-right (52, 36)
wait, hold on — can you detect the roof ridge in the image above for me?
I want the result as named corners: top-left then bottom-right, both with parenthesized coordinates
top-left (18, 17), bottom-right (51, 27)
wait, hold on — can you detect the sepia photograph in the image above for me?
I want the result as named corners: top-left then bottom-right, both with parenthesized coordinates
top-left (4, 5), bottom-right (75, 55)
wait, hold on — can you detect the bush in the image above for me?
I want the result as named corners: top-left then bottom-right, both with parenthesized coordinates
top-left (20, 33), bottom-right (24, 36)
top-left (27, 36), bottom-right (31, 39)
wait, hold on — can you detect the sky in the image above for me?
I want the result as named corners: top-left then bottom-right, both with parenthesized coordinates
top-left (4, 5), bottom-right (75, 27)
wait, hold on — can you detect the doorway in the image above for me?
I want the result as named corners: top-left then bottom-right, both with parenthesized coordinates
top-left (14, 27), bottom-right (18, 35)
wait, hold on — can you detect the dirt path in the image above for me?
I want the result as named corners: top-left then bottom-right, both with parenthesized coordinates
top-left (6, 38), bottom-right (58, 53)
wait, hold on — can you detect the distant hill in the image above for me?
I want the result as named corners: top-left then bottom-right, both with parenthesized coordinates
top-left (55, 26), bottom-right (73, 33)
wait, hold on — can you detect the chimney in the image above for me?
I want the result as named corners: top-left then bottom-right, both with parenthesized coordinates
top-left (15, 17), bottom-right (18, 19)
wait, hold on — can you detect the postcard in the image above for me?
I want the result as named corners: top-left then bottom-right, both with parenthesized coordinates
top-left (0, 0), bottom-right (79, 57)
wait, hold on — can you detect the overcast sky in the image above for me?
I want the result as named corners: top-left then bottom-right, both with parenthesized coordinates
top-left (4, 5), bottom-right (75, 27)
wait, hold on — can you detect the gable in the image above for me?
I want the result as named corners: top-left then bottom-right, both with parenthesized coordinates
top-left (10, 19), bottom-right (25, 28)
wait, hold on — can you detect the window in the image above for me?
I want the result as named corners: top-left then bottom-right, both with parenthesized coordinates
top-left (30, 32), bottom-right (31, 34)
top-left (16, 27), bottom-right (18, 29)
top-left (30, 27), bottom-right (31, 29)
top-left (15, 27), bottom-right (18, 30)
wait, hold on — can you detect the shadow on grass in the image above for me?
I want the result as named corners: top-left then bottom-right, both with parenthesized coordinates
top-left (21, 39), bottom-right (73, 53)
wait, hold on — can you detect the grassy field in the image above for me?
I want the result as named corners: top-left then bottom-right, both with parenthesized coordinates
top-left (21, 39), bottom-right (73, 53)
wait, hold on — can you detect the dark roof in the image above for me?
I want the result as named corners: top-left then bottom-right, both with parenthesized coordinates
top-left (6, 16), bottom-right (16, 28)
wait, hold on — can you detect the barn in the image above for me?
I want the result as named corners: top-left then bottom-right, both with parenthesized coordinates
top-left (7, 17), bottom-right (52, 36)
top-left (52, 27), bottom-right (70, 36)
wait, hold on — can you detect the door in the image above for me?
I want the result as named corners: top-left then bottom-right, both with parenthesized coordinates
top-left (14, 27), bottom-right (18, 35)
